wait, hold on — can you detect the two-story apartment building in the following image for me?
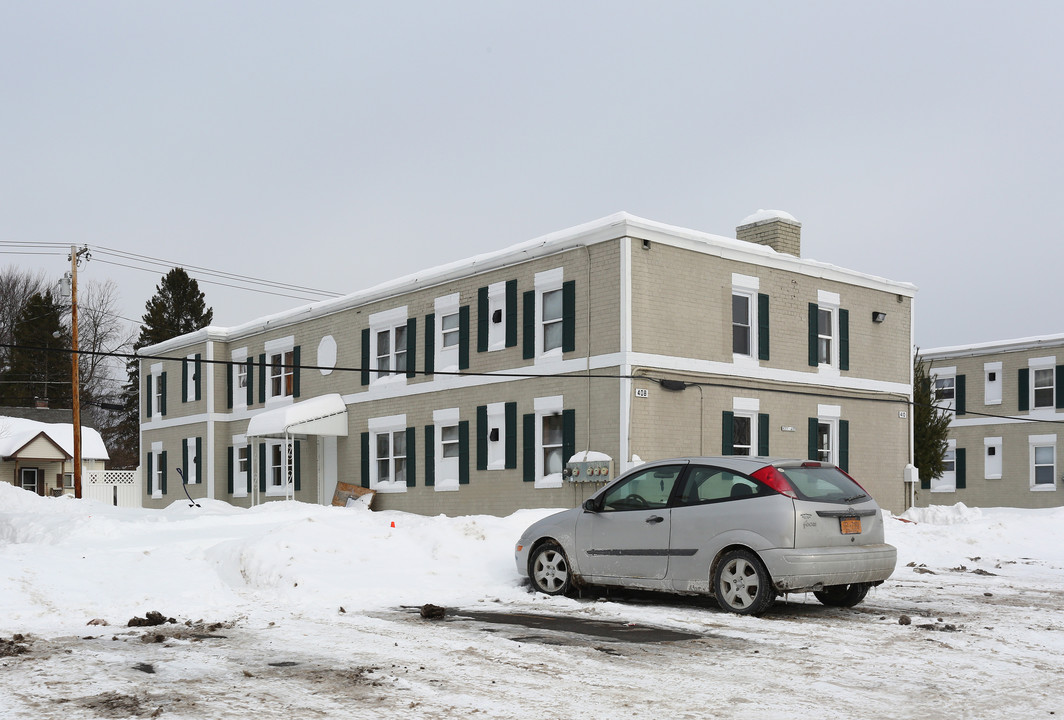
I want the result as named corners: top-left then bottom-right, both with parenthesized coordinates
top-left (920, 335), bottom-right (1064, 508)
top-left (139, 211), bottom-right (916, 516)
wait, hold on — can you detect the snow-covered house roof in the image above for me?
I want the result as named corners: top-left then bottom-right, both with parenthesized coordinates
top-left (0, 416), bottom-right (109, 461)
top-left (921, 333), bottom-right (1064, 360)
top-left (142, 212), bottom-right (918, 355)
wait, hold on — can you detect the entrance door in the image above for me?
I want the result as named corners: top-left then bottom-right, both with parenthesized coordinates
top-left (20, 468), bottom-right (39, 495)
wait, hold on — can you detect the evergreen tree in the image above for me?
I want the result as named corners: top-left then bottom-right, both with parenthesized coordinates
top-left (913, 352), bottom-right (952, 484)
top-left (106, 269), bottom-right (213, 468)
top-left (0, 291), bottom-right (71, 408)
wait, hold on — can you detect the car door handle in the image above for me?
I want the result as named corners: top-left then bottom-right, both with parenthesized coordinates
top-left (645, 515), bottom-right (664, 525)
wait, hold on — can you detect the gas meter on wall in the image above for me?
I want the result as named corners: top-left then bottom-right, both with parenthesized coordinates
top-left (563, 451), bottom-right (614, 483)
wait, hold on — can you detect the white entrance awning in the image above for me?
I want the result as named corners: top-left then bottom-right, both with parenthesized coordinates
top-left (245, 394), bottom-right (349, 438)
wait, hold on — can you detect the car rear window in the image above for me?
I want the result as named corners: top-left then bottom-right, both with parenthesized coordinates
top-left (776, 465), bottom-right (868, 504)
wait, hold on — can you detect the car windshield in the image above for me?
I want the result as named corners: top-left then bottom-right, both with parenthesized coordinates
top-left (776, 465), bottom-right (868, 504)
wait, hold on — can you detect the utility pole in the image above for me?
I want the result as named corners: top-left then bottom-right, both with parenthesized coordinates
top-left (69, 245), bottom-right (91, 499)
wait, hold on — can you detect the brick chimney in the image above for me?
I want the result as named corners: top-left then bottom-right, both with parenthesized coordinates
top-left (736, 210), bottom-right (801, 257)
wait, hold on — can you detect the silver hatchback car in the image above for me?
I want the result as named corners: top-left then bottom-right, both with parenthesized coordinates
top-left (515, 457), bottom-right (897, 615)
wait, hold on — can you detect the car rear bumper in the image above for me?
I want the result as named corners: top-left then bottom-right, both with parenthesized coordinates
top-left (761, 543), bottom-right (897, 592)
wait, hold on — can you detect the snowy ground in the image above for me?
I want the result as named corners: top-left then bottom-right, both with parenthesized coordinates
top-left (1, 483), bottom-right (1062, 719)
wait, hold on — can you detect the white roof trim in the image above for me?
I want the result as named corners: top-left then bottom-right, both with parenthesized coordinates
top-left (245, 394), bottom-right (349, 439)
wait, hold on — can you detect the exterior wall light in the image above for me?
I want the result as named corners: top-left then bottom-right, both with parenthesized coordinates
top-left (872, 311), bottom-right (887, 323)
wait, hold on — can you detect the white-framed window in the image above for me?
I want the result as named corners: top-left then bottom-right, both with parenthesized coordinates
top-left (486, 281), bottom-right (507, 352)
top-left (731, 397), bottom-right (760, 456)
top-left (534, 395), bottom-right (565, 488)
top-left (932, 439), bottom-right (957, 492)
top-left (63, 472), bottom-right (74, 489)
top-left (534, 268), bottom-right (564, 363)
top-left (263, 438), bottom-right (296, 497)
top-left (232, 348), bottom-right (248, 410)
top-left (184, 437), bottom-right (199, 484)
top-left (435, 294), bottom-right (461, 373)
top-left (933, 367), bottom-right (957, 413)
top-left (150, 362), bottom-right (164, 418)
top-left (984, 436), bottom-right (1002, 480)
top-left (984, 361), bottom-right (1002, 405)
top-left (20, 468), bottom-right (38, 493)
top-left (151, 441), bottom-right (164, 498)
top-left (369, 414), bottom-right (408, 492)
top-left (816, 290), bottom-right (840, 371)
top-left (232, 434), bottom-right (249, 498)
top-left (264, 336), bottom-right (295, 403)
top-left (185, 354), bottom-right (197, 402)
top-left (731, 274), bottom-right (759, 361)
top-left (486, 402), bottom-right (507, 470)
top-left (1029, 434), bottom-right (1057, 491)
top-left (369, 307), bottom-right (408, 385)
top-left (433, 407), bottom-right (461, 491)
top-left (1033, 368), bottom-right (1055, 409)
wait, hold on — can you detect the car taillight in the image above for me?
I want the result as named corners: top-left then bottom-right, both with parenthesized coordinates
top-left (751, 466), bottom-right (797, 499)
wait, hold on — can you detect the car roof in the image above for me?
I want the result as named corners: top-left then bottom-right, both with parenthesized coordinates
top-left (633, 456), bottom-right (834, 474)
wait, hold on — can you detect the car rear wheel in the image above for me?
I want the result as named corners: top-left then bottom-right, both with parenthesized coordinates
top-left (529, 542), bottom-right (572, 596)
top-left (814, 583), bottom-right (871, 607)
top-left (714, 549), bottom-right (774, 615)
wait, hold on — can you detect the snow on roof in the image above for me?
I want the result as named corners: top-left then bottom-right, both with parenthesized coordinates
top-left (921, 333), bottom-right (1064, 359)
top-left (738, 209), bottom-right (800, 226)
top-left (0, 416), bottom-right (109, 460)
top-left (143, 212), bottom-right (916, 355)
top-left (245, 394), bottom-right (349, 438)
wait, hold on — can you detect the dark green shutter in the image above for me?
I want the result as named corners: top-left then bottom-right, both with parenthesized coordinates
top-left (523, 413), bottom-right (536, 481)
top-left (195, 437), bottom-right (202, 483)
top-left (722, 411), bottom-right (734, 455)
top-left (955, 374), bottom-right (966, 415)
top-left (146, 375), bottom-right (153, 418)
top-left (294, 441), bottom-right (301, 492)
top-left (758, 413), bottom-right (770, 456)
top-left (405, 319), bottom-right (417, 379)
top-left (292, 346), bottom-right (301, 398)
top-left (246, 444), bottom-right (252, 494)
top-left (227, 447), bottom-right (234, 494)
top-left (194, 354), bottom-right (202, 401)
top-left (360, 432), bottom-right (370, 488)
top-left (562, 280), bottom-right (576, 353)
top-left (955, 447), bottom-right (966, 489)
top-left (424, 314), bottom-right (435, 376)
top-left (839, 309), bottom-right (849, 371)
top-left (1019, 368), bottom-right (1030, 411)
top-left (146, 452), bottom-right (153, 495)
top-left (258, 354), bottom-right (266, 403)
top-left (459, 420), bottom-right (470, 485)
top-left (838, 419), bottom-right (849, 472)
top-left (477, 286), bottom-right (489, 353)
top-left (424, 425), bottom-right (435, 486)
top-left (259, 443), bottom-right (267, 493)
top-left (246, 360), bottom-right (254, 406)
top-left (159, 372), bottom-right (167, 415)
top-left (182, 439), bottom-right (189, 484)
top-left (808, 303), bottom-right (819, 367)
top-left (1056, 367), bottom-right (1064, 409)
top-left (504, 402), bottom-right (517, 469)
top-left (361, 329), bottom-right (371, 386)
top-left (160, 451), bottom-right (168, 494)
top-left (476, 405), bottom-right (488, 471)
top-left (523, 291), bottom-right (535, 360)
top-left (757, 293), bottom-right (770, 361)
top-left (505, 280), bottom-right (518, 348)
top-left (181, 360), bottom-right (188, 403)
top-left (227, 363), bottom-right (234, 409)
top-left (459, 305), bottom-right (470, 370)
top-left (562, 409), bottom-right (575, 468)
top-left (808, 417), bottom-right (819, 461)
top-left (405, 427), bottom-right (416, 487)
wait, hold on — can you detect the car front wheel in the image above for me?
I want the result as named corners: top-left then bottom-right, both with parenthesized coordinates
top-left (814, 583), bottom-right (871, 607)
top-left (713, 549), bottom-right (774, 615)
top-left (529, 542), bottom-right (572, 596)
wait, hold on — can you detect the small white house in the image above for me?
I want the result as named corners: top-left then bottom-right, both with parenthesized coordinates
top-left (0, 416), bottom-right (109, 497)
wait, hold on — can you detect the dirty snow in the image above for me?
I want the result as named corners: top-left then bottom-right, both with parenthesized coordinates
top-left (1, 483), bottom-right (1062, 719)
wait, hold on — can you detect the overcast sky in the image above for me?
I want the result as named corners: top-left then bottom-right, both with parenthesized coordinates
top-left (3, 1), bottom-right (1061, 351)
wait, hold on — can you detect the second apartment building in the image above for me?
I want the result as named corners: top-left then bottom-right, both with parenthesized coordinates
top-left (139, 211), bottom-right (917, 515)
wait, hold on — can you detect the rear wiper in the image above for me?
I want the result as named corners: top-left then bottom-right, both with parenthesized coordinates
top-left (842, 494), bottom-right (868, 503)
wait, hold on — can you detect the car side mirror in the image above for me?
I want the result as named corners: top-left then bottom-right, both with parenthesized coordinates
top-left (582, 498), bottom-right (599, 513)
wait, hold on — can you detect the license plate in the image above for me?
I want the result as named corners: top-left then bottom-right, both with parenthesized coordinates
top-left (839, 516), bottom-right (862, 535)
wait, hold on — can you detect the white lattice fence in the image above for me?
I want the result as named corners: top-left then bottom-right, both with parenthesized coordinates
top-left (84, 469), bottom-right (142, 508)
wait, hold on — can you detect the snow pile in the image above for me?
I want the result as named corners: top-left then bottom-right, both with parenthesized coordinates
top-left (900, 501), bottom-right (984, 525)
